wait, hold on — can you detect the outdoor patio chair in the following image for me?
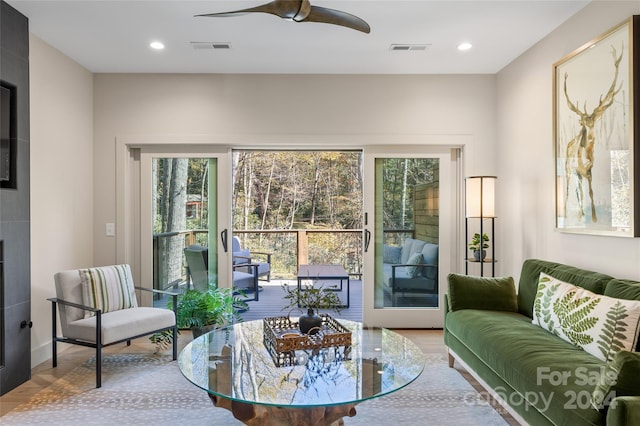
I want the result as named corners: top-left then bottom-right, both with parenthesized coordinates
top-left (49, 264), bottom-right (178, 388)
top-left (183, 245), bottom-right (210, 291)
top-left (232, 236), bottom-right (272, 282)
top-left (184, 245), bottom-right (260, 301)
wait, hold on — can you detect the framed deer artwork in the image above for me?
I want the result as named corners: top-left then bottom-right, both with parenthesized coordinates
top-left (554, 16), bottom-right (640, 237)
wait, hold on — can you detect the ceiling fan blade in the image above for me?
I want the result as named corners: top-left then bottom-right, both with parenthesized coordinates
top-left (304, 5), bottom-right (370, 33)
top-left (196, 1), bottom-right (301, 20)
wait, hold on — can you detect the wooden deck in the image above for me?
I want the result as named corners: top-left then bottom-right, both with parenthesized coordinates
top-left (238, 279), bottom-right (363, 322)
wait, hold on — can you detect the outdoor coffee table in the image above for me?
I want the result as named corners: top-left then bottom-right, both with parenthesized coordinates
top-left (178, 319), bottom-right (425, 426)
top-left (298, 264), bottom-right (351, 307)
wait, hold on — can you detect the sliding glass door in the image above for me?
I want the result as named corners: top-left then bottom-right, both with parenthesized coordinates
top-left (138, 148), bottom-right (232, 303)
top-left (362, 146), bottom-right (457, 328)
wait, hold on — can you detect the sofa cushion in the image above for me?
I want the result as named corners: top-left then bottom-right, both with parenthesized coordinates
top-left (400, 238), bottom-right (426, 264)
top-left (517, 259), bottom-right (614, 319)
top-left (446, 309), bottom-right (603, 425)
top-left (592, 351), bottom-right (640, 410)
top-left (604, 279), bottom-right (640, 301)
top-left (383, 245), bottom-right (401, 264)
top-left (406, 252), bottom-right (423, 277)
top-left (447, 273), bottom-right (518, 312)
top-left (605, 279), bottom-right (640, 352)
top-left (80, 264), bottom-right (138, 318)
top-left (533, 273), bottom-right (640, 362)
top-left (421, 243), bottom-right (438, 266)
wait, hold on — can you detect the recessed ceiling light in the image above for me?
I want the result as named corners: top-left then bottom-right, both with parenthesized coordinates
top-left (458, 42), bottom-right (473, 51)
top-left (150, 41), bottom-right (165, 50)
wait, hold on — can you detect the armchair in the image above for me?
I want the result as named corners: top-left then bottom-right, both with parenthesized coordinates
top-left (49, 264), bottom-right (177, 388)
top-left (232, 236), bottom-right (272, 282)
top-left (184, 245), bottom-right (260, 301)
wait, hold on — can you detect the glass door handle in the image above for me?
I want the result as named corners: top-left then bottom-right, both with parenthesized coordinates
top-left (221, 229), bottom-right (228, 252)
top-left (364, 229), bottom-right (371, 252)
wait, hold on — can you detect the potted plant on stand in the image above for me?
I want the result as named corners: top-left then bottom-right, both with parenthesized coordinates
top-left (282, 282), bottom-right (342, 335)
top-left (468, 232), bottom-right (490, 261)
top-left (150, 286), bottom-right (248, 352)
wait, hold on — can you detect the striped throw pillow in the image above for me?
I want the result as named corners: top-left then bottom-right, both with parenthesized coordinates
top-left (80, 264), bottom-right (138, 318)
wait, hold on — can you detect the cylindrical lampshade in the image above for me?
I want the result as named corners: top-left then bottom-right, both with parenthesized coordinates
top-left (465, 176), bottom-right (496, 218)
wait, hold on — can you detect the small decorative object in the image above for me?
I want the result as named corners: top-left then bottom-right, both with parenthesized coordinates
top-left (282, 281), bottom-right (342, 335)
top-left (468, 232), bottom-right (489, 261)
top-left (263, 315), bottom-right (352, 367)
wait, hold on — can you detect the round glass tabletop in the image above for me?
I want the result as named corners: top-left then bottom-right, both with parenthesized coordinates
top-left (178, 319), bottom-right (425, 409)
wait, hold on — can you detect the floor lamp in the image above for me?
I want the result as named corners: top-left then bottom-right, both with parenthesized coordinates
top-left (465, 176), bottom-right (496, 277)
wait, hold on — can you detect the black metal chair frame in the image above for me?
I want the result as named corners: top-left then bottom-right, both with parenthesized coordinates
top-left (48, 286), bottom-right (178, 388)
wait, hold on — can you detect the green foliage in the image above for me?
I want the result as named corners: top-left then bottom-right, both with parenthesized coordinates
top-left (468, 233), bottom-right (489, 251)
top-left (233, 151), bottom-right (364, 231)
top-left (597, 301), bottom-right (630, 362)
top-left (149, 329), bottom-right (176, 353)
top-left (150, 286), bottom-right (247, 352)
top-left (171, 287), bottom-right (246, 329)
top-left (553, 290), bottom-right (600, 346)
top-left (538, 282), bottom-right (559, 333)
top-left (533, 276), bottom-right (550, 322)
top-left (281, 282), bottom-right (342, 314)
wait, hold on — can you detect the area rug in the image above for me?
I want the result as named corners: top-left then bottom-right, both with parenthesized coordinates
top-left (2, 353), bottom-right (508, 425)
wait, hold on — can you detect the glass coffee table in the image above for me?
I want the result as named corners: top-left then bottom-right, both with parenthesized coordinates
top-left (178, 319), bottom-right (425, 425)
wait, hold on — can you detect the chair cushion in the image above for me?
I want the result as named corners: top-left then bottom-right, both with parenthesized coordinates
top-left (80, 264), bottom-right (138, 318)
top-left (233, 271), bottom-right (256, 290)
top-left (66, 307), bottom-right (175, 345)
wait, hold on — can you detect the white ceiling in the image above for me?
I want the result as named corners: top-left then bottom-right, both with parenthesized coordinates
top-left (6, 0), bottom-right (589, 74)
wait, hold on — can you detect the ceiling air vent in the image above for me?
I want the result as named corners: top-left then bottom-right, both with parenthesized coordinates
top-left (389, 44), bottom-right (430, 51)
top-left (191, 42), bottom-right (231, 50)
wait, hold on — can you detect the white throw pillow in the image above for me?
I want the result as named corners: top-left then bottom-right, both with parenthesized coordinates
top-left (80, 264), bottom-right (138, 318)
top-left (532, 272), bottom-right (640, 362)
top-left (405, 252), bottom-right (424, 278)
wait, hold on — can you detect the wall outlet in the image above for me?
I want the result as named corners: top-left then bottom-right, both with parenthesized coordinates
top-left (105, 223), bottom-right (116, 237)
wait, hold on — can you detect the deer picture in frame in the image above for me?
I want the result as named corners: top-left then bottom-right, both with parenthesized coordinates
top-left (554, 16), bottom-right (640, 237)
top-left (562, 45), bottom-right (622, 224)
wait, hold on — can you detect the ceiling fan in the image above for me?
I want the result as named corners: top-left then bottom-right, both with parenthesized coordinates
top-left (196, 0), bottom-right (371, 34)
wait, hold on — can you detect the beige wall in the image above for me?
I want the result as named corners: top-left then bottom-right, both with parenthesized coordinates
top-left (30, 0), bottom-right (640, 365)
top-left (29, 34), bottom-right (94, 365)
top-left (93, 73), bottom-right (497, 267)
top-left (496, 1), bottom-right (640, 282)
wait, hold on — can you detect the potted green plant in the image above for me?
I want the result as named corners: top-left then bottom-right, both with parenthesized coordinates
top-left (282, 282), bottom-right (342, 335)
top-left (174, 287), bottom-right (247, 337)
top-left (468, 232), bottom-right (490, 261)
top-left (150, 287), bottom-right (247, 351)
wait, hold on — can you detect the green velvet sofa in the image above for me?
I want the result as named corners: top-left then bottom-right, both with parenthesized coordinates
top-left (444, 259), bottom-right (640, 425)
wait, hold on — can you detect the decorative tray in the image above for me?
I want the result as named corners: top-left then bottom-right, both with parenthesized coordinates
top-left (263, 314), bottom-right (352, 367)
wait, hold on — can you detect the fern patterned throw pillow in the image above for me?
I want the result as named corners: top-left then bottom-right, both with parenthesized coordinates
top-left (532, 273), bottom-right (640, 362)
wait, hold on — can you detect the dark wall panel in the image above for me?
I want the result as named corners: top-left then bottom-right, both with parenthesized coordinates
top-left (0, 0), bottom-right (31, 396)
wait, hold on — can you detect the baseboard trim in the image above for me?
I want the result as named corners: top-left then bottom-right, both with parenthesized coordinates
top-left (448, 349), bottom-right (527, 426)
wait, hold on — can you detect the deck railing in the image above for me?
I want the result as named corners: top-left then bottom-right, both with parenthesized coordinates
top-left (153, 228), bottom-right (414, 291)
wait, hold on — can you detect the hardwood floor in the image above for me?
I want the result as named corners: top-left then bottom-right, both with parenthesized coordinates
top-left (0, 329), bottom-right (517, 425)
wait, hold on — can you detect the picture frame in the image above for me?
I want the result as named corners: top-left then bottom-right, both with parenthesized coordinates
top-left (554, 16), bottom-right (639, 237)
top-left (0, 80), bottom-right (17, 190)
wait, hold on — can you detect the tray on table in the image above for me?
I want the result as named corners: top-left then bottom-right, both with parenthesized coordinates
top-left (263, 314), bottom-right (352, 367)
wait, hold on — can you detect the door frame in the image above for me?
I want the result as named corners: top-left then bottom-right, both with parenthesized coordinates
top-left (116, 138), bottom-right (233, 304)
top-left (116, 136), bottom-right (465, 313)
top-left (362, 145), bottom-right (462, 328)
